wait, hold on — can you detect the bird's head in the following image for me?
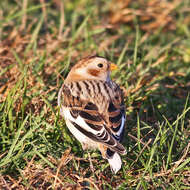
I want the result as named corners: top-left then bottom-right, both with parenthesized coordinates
top-left (65, 56), bottom-right (117, 83)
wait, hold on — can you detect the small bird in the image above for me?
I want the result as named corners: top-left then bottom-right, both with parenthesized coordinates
top-left (58, 56), bottom-right (126, 173)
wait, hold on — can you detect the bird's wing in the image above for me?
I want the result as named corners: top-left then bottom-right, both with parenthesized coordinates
top-left (105, 81), bottom-right (126, 143)
top-left (58, 80), bottom-right (126, 155)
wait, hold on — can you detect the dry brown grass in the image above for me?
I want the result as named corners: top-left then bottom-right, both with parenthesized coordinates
top-left (109, 0), bottom-right (182, 31)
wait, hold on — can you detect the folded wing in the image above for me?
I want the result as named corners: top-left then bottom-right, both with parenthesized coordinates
top-left (58, 80), bottom-right (126, 155)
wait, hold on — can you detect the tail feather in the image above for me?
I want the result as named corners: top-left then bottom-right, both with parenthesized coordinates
top-left (108, 152), bottom-right (122, 174)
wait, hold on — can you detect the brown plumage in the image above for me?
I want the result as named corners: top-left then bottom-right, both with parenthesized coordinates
top-left (58, 56), bottom-right (126, 173)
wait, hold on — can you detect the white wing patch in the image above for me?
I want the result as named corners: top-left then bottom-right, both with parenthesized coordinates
top-left (61, 107), bottom-right (104, 135)
top-left (114, 115), bottom-right (126, 139)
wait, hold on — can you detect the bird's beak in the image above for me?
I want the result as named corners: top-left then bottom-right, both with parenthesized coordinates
top-left (110, 63), bottom-right (118, 71)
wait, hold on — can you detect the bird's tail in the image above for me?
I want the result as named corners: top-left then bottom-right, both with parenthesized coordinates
top-left (106, 149), bottom-right (122, 174)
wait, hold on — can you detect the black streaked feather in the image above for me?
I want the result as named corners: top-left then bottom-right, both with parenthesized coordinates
top-left (103, 83), bottom-right (111, 99)
top-left (112, 124), bottom-right (121, 133)
top-left (84, 102), bottom-right (98, 111)
top-left (97, 130), bottom-right (106, 138)
top-left (108, 102), bottom-right (117, 112)
top-left (70, 121), bottom-right (99, 142)
top-left (85, 122), bottom-right (102, 131)
top-left (79, 111), bottom-right (102, 122)
top-left (96, 82), bottom-right (101, 93)
top-left (109, 112), bottom-right (122, 123)
top-left (70, 109), bottom-right (79, 119)
top-left (83, 81), bottom-right (91, 94)
top-left (107, 148), bottom-right (115, 158)
top-left (101, 132), bottom-right (110, 142)
top-left (76, 81), bottom-right (82, 91)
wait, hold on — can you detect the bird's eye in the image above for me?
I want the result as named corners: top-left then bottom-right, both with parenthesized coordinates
top-left (97, 63), bottom-right (103, 68)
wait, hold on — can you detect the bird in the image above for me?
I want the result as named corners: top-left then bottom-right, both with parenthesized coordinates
top-left (58, 56), bottom-right (126, 173)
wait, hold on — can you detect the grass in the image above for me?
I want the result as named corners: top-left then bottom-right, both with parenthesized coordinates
top-left (0, 0), bottom-right (190, 189)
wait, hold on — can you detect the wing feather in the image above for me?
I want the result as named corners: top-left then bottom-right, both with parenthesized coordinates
top-left (59, 80), bottom-right (126, 154)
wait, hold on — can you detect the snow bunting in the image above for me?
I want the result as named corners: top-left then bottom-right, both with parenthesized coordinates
top-left (58, 56), bottom-right (126, 173)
